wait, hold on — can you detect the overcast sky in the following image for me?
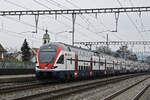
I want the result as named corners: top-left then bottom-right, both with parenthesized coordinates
top-left (0, 0), bottom-right (150, 53)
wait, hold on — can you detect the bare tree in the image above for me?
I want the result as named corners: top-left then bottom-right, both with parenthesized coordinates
top-left (96, 46), bottom-right (112, 55)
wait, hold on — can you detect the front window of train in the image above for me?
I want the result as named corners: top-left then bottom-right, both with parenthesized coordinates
top-left (39, 45), bottom-right (58, 63)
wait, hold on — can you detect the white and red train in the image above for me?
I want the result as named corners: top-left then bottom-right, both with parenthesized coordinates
top-left (36, 42), bottom-right (149, 80)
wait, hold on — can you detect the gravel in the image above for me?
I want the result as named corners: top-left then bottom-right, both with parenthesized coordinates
top-left (139, 84), bottom-right (150, 100)
top-left (59, 75), bottom-right (150, 100)
top-left (112, 78), bottom-right (150, 100)
top-left (0, 74), bottom-right (148, 100)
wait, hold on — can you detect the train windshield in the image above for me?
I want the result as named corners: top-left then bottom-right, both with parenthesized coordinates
top-left (39, 46), bottom-right (57, 63)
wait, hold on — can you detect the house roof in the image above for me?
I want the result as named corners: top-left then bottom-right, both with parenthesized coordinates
top-left (0, 44), bottom-right (6, 52)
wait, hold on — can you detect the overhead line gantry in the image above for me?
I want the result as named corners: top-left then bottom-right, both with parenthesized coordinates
top-left (74, 41), bottom-right (150, 50)
top-left (75, 41), bottom-right (150, 45)
top-left (0, 6), bottom-right (150, 15)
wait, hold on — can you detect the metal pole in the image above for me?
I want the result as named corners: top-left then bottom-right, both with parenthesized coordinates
top-left (34, 15), bottom-right (39, 33)
top-left (114, 13), bottom-right (119, 32)
top-left (72, 13), bottom-right (76, 46)
top-left (106, 34), bottom-right (109, 49)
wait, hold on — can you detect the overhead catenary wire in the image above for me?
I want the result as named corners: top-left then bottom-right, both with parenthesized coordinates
top-left (3, 16), bottom-right (48, 34)
top-left (33, 0), bottom-right (102, 41)
top-left (2, 0), bottom-right (99, 42)
top-left (0, 27), bottom-right (42, 42)
top-left (3, 0), bottom-right (66, 35)
top-left (64, 0), bottom-right (99, 32)
top-left (3, 0), bottom-right (47, 34)
top-left (44, 0), bottom-right (91, 26)
top-left (128, 0), bottom-right (149, 40)
top-left (44, 0), bottom-right (105, 40)
top-left (2, 0), bottom-right (133, 42)
top-left (0, 0), bottom-right (44, 43)
top-left (3, 0), bottom-right (57, 35)
top-left (33, 0), bottom-right (106, 41)
top-left (5, 0), bottom-right (40, 33)
top-left (44, 0), bottom-right (109, 40)
top-left (4, 0), bottom-right (28, 10)
top-left (64, 0), bottom-right (112, 35)
top-left (64, 0), bottom-right (119, 33)
top-left (33, 0), bottom-right (96, 33)
top-left (64, 0), bottom-right (108, 29)
top-left (1, 0), bottom-right (148, 42)
top-left (116, 0), bottom-right (145, 40)
top-left (64, 0), bottom-right (124, 41)
top-left (116, 0), bottom-right (148, 54)
top-left (3, 0), bottom-right (70, 30)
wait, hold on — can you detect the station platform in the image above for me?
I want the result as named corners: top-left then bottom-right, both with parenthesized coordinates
top-left (0, 74), bottom-right (35, 79)
top-left (0, 74), bottom-right (36, 83)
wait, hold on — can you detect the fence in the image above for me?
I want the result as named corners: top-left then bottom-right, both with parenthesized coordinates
top-left (0, 61), bottom-right (35, 75)
top-left (0, 61), bottom-right (35, 69)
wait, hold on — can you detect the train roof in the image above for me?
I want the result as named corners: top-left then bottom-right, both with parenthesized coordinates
top-left (41, 42), bottom-right (94, 53)
top-left (59, 42), bottom-right (94, 52)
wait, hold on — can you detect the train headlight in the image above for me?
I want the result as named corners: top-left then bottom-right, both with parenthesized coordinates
top-left (36, 66), bottom-right (40, 68)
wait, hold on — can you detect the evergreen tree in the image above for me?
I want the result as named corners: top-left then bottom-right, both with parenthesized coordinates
top-left (21, 39), bottom-right (31, 62)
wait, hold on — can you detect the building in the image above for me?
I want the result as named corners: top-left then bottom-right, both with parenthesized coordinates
top-left (4, 52), bottom-right (21, 61)
top-left (43, 29), bottom-right (50, 44)
top-left (0, 43), bottom-right (6, 60)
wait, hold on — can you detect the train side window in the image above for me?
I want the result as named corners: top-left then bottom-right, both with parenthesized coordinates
top-left (86, 66), bottom-right (88, 70)
top-left (88, 66), bottom-right (90, 70)
top-left (79, 66), bottom-right (81, 71)
top-left (81, 66), bottom-right (83, 70)
top-left (56, 55), bottom-right (64, 64)
top-left (94, 61), bottom-right (96, 66)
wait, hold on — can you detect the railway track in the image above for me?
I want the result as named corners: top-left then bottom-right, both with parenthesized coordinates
top-left (12, 73), bottom-right (146, 100)
top-left (133, 84), bottom-right (150, 100)
top-left (102, 75), bottom-right (150, 100)
top-left (0, 81), bottom-right (50, 94)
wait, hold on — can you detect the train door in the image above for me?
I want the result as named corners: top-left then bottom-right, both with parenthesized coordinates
top-left (113, 61), bottom-right (115, 73)
top-left (99, 57), bottom-right (101, 70)
top-left (90, 56), bottom-right (93, 76)
top-left (74, 53), bottom-right (78, 78)
top-left (104, 59), bottom-right (107, 75)
top-left (64, 53), bottom-right (67, 70)
top-left (65, 53), bottom-right (74, 70)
